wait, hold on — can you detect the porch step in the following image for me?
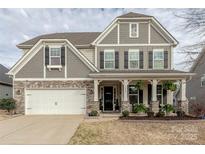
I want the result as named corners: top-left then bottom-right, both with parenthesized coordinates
top-left (100, 113), bottom-right (121, 118)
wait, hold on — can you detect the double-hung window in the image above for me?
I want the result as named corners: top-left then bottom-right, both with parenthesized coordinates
top-left (129, 23), bottom-right (139, 38)
top-left (153, 49), bottom-right (164, 69)
top-left (50, 47), bottom-right (61, 66)
top-left (129, 49), bottom-right (139, 69)
top-left (104, 50), bottom-right (115, 69)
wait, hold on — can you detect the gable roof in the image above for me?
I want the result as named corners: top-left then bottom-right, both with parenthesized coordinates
top-left (0, 64), bottom-right (12, 85)
top-left (190, 47), bottom-right (205, 72)
top-left (117, 12), bottom-right (152, 18)
top-left (17, 32), bottom-right (101, 49)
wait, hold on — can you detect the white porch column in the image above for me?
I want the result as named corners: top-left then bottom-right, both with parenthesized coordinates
top-left (151, 79), bottom-right (158, 102)
top-left (123, 79), bottom-right (129, 102)
top-left (167, 90), bottom-right (174, 105)
top-left (94, 79), bottom-right (99, 101)
top-left (180, 79), bottom-right (187, 101)
top-left (178, 79), bottom-right (188, 114)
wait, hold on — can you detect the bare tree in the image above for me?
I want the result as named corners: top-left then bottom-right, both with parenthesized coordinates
top-left (174, 9), bottom-right (205, 69)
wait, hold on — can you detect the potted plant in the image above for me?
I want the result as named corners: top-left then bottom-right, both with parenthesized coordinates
top-left (163, 81), bottom-right (177, 91)
top-left (162, 104), bottom-right (174, 116)
top-left (122, 110), bottom-right (129, 117)
top-left (133, 103), bottom-right (148, 115)
top-left (88, 110), bottom-right (99, 116)
top-left (133, 80), bottom-right (145, 90)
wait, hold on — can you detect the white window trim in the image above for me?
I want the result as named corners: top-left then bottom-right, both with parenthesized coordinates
top-left (153, 49), bottom-right (164, 70)
top-left (201, 75), bottom-right (205, 87)
top-left (104, 49), bottom-right (115, 69)
top-left (128, 49), bottom-right (139, 69)
top-left (129, 23), bottom-right (139, 38)
top-left (49, 46), bottom-right (61, 67)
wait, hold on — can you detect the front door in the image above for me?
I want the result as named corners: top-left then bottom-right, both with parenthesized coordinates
top-left (104, 86), bottom-right (113, 111)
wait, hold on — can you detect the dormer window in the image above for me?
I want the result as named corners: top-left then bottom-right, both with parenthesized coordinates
top-left (50, 48), bottom-right (61, 66)
top-left (129, 23), bottom-right (139, 38)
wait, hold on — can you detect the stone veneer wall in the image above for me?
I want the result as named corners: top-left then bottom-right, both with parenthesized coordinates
top-left (13, 80), bottom-right (96, 114)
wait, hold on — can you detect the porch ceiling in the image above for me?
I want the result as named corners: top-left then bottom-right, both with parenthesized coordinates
top-left (89, 70), bottom-right (195, 80)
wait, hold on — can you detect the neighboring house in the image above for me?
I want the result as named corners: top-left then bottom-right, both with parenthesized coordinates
top-left (7, 12), bottom-right (194, 115)
top-left (187, 47), bottom-right (205, 111)
top-left (0, 64), bottom-right (12, 99)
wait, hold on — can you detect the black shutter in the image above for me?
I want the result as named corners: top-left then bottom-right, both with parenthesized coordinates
top-left (45, 46), bottom-right (49, 65)
top-left (124, 51), bottom-right (128, 69)
top-left (61, 46), bottom-right (65, 66)
top-left (139, 90), bottom-right (143, 104)
top-left (148, 84), bottom-right (152, 105)
top-left (100, 51), bottom-right (104, 69)
top-left (164, 51), bottom-right (168, 69)
top-left (148, 51), bottom-right (153, 69)
top-left (115, 51), bottom-right (119, 69)
top-left (163, 89), bottom-right (167, 104)
top-left (139, 51), bottom-right (144, 69)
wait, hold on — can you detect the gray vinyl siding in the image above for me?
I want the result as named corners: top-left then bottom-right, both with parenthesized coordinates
top-left (67, 47), bottom-right (91, 78)
top-left (100, 26), bottom-right (118, 44)
top-left (46, 67), bottom-right (65, 78)
top-left (15, 47), bottom-right (44, 78)
top-left (120, 23), bottom-right (149, 44)
top-left (0, 84), bottom-right (12, 99)
top-left (150, 21), bottom-right (174, 44)
top-left (187, 52), bottom-right (205, 104)
top-left (16, 46), bottom-right (92, 79)
top-left (97, 46), bottom-right (171, 70)
top-left (150, 25), bottom-right (168, 44)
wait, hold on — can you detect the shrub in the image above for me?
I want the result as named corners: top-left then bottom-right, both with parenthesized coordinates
top-left (122, 110), bottom-right (129, 117)
top-left (163, 81), bottom-right (177, 91)
top-left (88, 110), bottom-right (98, 116)
top-left (190, 102), bottom-right (205, 117)
top-left (162, 104), bottom-right (174, 113)
top-left (156, 111), bottom-right (165, 117)
top-left (0, 98), bottom-right (16, 113)
top-left (176, 111), bottom-right (185, 117)
top-left (147, 111), bottom-right (154, 117)
top-left (133, 103), bottom-right (148, 113)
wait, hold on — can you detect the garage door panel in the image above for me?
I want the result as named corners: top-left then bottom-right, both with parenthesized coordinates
top-left (25, 89), bottom-right (86, 115)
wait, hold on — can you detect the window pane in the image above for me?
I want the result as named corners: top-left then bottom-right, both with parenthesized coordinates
top-left (129, 51), bottom-right (138, 60)
top-left (129, 85), bottom-right (138, 94)
top-left (131, 24), bottom-right (137, 37)
top-left (51, 57), bottom-right (61, 65)
top-left (129, 61), bottom-right (139, 68)
top-left (154, 60), bottom-right (164, 69)
top-left (105, 61), bottom-right (114, 69)
top-left (154, 51), bottom-right (163, 60)
top-left (51, 48), bottom-right (61, 56)
top-left (157, 85), bottom-right (162, 94)
top-left (129, 95), bottom-right (138, 104)
top-left (105, 52), bottom-right (114, 60)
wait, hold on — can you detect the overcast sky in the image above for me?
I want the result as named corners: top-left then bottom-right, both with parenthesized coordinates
top-left (0, 8), bottom-right (200, 70)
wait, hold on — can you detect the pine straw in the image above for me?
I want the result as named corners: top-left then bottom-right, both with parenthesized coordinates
top-left (69, 120), bottom-right (205, 145)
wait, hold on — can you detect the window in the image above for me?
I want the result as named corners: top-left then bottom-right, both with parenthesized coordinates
top-left (153, 49), bottom-right (164, 69)
top-left (129, 50), bottom-right (139, 69)
top-left (201, 75), bottom-right (205, 87)
top-left (104, 50), bottom-right (115, 69)
top-left (129, 23), bottom-right (139, 38)
top-left (50, 48), bottom-right (61, 65)
top-left (129, 85), bottom-right (139, 105)
top-left (157, 85), bottom-right (163, 105)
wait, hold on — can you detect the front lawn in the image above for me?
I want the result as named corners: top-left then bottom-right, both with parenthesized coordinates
top-left (69, 120), bottom-right (205, 144)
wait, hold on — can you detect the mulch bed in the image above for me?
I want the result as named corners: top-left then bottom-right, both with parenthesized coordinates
top-left (119, 115), bottom-right (202, 120)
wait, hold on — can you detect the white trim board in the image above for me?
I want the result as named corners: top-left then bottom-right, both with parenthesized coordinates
top-left (8, 39), bottom-right (99, 76)
top-left (96, 43), bottom-right (173, 47)
top-left (14, 78), bottom-right (94, 81)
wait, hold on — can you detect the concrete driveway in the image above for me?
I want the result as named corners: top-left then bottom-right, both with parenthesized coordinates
top-left (0, 115), bottom-right (83, 144)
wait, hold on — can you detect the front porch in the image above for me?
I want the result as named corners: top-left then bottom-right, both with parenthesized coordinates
top-left (89, 70), bottom-right (193, 115)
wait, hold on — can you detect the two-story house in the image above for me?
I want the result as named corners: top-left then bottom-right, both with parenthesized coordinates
top-left (7, 12), bottom-right (193, 115)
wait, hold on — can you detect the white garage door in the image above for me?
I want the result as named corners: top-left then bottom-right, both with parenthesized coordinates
top-left (25, 89), bottom-right (86, 115)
